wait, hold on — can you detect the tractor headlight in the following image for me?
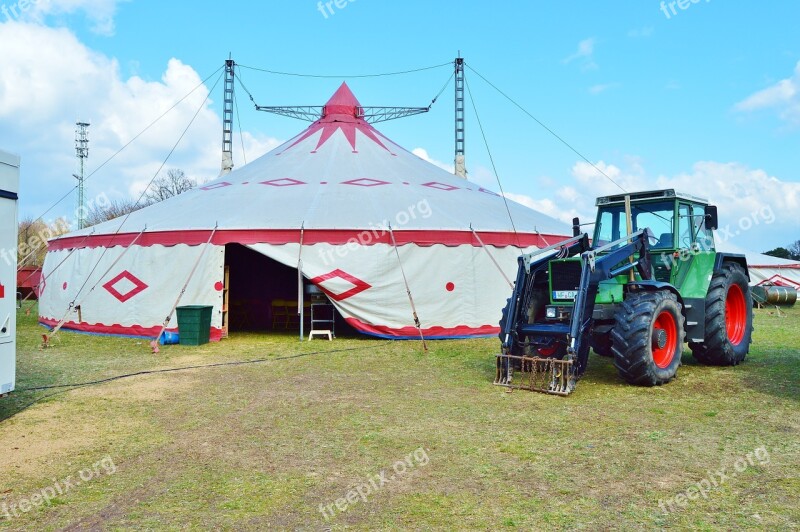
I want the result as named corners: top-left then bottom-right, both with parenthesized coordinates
top-left (546, 306), bottom-right (558, 319)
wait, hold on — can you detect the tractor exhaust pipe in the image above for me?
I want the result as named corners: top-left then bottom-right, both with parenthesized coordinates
top-left (572, 217), bottom-right (581, 237)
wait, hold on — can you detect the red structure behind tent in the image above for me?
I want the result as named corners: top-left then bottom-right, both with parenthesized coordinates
top-left (17, 267), bottom-right (42, 299)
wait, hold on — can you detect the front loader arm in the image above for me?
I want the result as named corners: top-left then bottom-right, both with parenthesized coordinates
top-left (500, 234), bottom-right (590, 352)
top-left (568, 230), bottom-right (654, 374)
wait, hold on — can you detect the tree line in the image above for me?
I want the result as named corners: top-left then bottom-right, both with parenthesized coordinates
top-left (764, 241), bottom-right (800, 261)
top-left (17, 169), bottom-right (196, 267)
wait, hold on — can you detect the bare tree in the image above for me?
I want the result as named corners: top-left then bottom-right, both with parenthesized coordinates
top-left (18, 217), bottom-right (71, 266)
top-left (789, 240), bottom-right (800, 261)
top-left (84, 199), bottom-right (146, 227)
top-left (144, 168), bottom-right (197, 203)
top-left (83, 168), bottom-right (196, 227)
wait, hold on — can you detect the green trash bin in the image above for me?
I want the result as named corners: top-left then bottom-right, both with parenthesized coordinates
top-left (176, 305), bottom-right (213, 346)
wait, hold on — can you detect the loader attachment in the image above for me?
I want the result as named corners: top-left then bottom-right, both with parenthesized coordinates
top-left (495, 353), bottom-right (576, 395)
top-left (494, 230), bottom-right (653, 395)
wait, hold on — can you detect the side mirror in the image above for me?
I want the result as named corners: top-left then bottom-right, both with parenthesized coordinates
top-left (705, 205), bottom-right (718, 231)
top-left (572, 217), bottom-right (581, 237)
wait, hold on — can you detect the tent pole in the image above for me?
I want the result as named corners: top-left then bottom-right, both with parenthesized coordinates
top-left (454, 53), bottom-right (466, 178)
top-left (298, 223), bottom-right (305, 342)
top-left (220, 57), bottom-right (235, 176)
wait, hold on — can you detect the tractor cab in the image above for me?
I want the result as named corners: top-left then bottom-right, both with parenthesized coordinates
top-left (592, 189), bottom-right (719, 286)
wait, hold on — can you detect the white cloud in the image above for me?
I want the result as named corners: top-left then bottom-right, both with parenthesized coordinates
top-left (734, 61), bottom-right (800, 125)
top-left (2, 0), bottom-right (125, 35)
top-left (0, 21), bottom-right (279, 220)
top-left (588, 83), bottom-right (620, 95)
top-left (563, 38), bottom-right (598, 71)
top-left (655, 162), bottom-right (800, 247)
top-left (234, 132), bottom-right (282, 168)
top-left (506, 159), bottom-right (800, 251)
top-left (412, 147), bottom-right (454, 173)
top-left (503, 192), bottom-right (583, 227)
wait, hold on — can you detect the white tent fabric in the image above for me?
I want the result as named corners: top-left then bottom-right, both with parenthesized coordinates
top-left (40, 83), bottom-right (571, 340)
top-left (716, 240), bottom-right (800, 288)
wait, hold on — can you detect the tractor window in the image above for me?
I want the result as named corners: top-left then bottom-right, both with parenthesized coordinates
top-left (594, 201), bottom-right (674, 249)
top-left (690, 204), bottom-right (715, 251)
top-left (678, 203), bottom-right (692, 248)
top-left (595, 209), bottom-right (620, 246)
top-left (633, 201), bottom-right (674, 249)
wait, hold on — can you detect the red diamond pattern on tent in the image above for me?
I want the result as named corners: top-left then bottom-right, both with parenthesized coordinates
top-left (341, 178), bottom-right (390, 187)
top-left (422, 181), bottom-right (459, 192)
top-left (478, 187), bottom-right (500, 196)
top-left (310, 269), bottom-right (372, 301)
top-left (102, 271), bottom-right (149, 303)
top-left (260, 178), bottom-right (306, 187)
top-left (201, 182), bottom-right (232, 191)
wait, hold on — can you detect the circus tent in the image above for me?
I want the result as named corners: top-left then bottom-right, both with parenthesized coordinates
top-left (39, 83), bottom-right (571, 341)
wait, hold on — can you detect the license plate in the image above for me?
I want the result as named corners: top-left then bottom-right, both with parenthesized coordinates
top-left (553, 290), bottom-right (578, 300)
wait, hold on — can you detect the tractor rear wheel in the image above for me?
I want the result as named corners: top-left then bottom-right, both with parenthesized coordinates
top-left (611, 291), bottom-right (685, 386)
top-left (690, 263), bottom-right (752, 366)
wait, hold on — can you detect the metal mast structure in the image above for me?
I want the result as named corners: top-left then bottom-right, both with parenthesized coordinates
top-left (74, 122), bottom-right (90, 229)
top-left (221, 57), bottom-right (235, 176)
top-left (254, 104), bottom-right (430, 124)
top-left (454, 54), bottom-right (466, 178)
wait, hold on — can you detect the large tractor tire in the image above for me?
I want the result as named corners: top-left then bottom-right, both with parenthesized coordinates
top-left (591, 332), bottom-right (613, 357)
top-left (611, 291), bottom-right (685, 386)
top-left (690, 263), bottom-right (753, 366)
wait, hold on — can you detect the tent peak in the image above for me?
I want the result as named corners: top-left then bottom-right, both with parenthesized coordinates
top-left (322, 82), bottom-right (363, 118)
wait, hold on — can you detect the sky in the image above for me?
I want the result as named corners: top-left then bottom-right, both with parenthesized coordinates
top-left (0, 0), bottom-right (798, 251)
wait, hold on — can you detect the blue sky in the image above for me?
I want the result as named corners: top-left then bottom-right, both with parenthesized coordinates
top-left (0, 0), bottom-right (798, 250)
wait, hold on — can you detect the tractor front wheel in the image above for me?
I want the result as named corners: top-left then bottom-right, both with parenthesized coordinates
top-left (591, 331), bottom-right (613, 357)
top-left (611, 291), bottom-right (685, 386)
top-left (690, 263), bottom-right (752, 366)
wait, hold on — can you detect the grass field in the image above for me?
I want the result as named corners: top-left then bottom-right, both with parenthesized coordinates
top-left (0, 304), bottom-right (798, 530)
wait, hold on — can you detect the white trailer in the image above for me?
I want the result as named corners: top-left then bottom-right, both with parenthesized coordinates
top-left (0, 150), bottom-right (19, 397)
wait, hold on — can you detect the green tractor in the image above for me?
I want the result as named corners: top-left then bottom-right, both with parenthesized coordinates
top-left (495, 189), bottom-right (753, 395)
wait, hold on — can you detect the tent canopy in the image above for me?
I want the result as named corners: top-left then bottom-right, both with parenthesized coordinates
top-left (51, 82), bottom-right (568, 252)
top-left (41, 83), bottom-right (571, 340)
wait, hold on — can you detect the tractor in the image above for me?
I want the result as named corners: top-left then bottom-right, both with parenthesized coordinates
top-left (495, 189), bottom-right (753, 395)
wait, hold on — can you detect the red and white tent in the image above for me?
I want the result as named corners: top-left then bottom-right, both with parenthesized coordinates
top-left (39, 83), bottom-right (570, 340)
top-left (716, 241), bottom-right (800, 288)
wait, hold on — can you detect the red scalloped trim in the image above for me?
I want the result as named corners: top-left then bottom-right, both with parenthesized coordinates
top-left (345, 317), bottom-right (499, 338)
top-left (46, 229), bottom-right (567, 251)
top-left (38, 316), bottom-right (223, 342)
